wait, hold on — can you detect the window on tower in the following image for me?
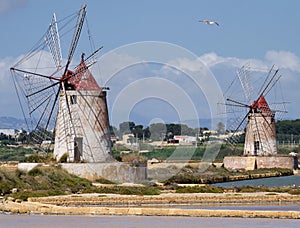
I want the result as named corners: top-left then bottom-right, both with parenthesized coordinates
top-left (70, 95), bottom-right (77, 104)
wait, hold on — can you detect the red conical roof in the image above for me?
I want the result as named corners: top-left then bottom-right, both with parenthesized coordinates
top-left (68, 59), bottom-right (101, 91)
top-left (251, 95), bottom-right (272, 114)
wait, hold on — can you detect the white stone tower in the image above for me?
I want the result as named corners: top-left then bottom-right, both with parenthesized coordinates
top-left (244, 95), bottom-right (278, 156)
top-left (54, 56), bottom-right (113, 162)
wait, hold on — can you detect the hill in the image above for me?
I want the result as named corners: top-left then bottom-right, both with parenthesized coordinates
top-left (0, 116), bottom-right (27, 129)
top-left (276, 119), bottom-right (300, 142)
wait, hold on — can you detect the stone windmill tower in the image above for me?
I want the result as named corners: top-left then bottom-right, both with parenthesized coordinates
top-left (243, 95), bottom-right (277, 156)
top-left (225, 65), bottom-right (285, 156)
top-left (54, 54), bottom-right (113, 162)
top-left (10, 5), bottom-right (113, 163)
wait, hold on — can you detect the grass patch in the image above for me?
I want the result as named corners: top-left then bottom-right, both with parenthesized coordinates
top-left (288, 188), bottom-right (300, 195)
top-left (176, 185), bottom-right (223, 193)
top-left (95, 186), bottom-right (161, 195)
top-left (0, 144), bottom-right (35, 161)
top-left (0, 166), bottom-right (97, 200)
top-left (0, 165), bottom-right (162, 199)
top-left (94, 178), bottom-right (117, 185)
top-left (162, 165), bottom-right (294, 185)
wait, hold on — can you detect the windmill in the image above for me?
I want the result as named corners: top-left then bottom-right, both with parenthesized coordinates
top-left (224, 65), bottom-right (287, 156)
top-left (10, 5), bottom-right (113, 163)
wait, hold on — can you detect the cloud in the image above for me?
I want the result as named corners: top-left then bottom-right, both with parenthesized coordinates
top-left (265, 50), bottom-right (300, 73)
top-left (1, 48), bottom-right (300, 123)
top-left (200, 50), bottom-right (300, 74)
top-left (0, 0), bottom-right (28, 14)
top-left (92, 51), bottom-right (144, 86)
top-left (157, 51), bottom-right (300, 120)
top-left (199, 52), bottom-right (268, 71)
top-left (0, 50), bottom-right (61, 118)
top-left (0, 56), bottom-right (20, 116)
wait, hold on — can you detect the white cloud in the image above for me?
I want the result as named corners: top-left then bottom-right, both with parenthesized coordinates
top-left (199, 52), bottom-right (268, 71)
top-left (158, 51), bottom-right (300, 120)
top-left (265, 50), bottom-right (300, 73)
top-left (0, 56), bottom-right (20, 116)
top-left (92, 51), bottom-right (143, 86)
top-left (1, 48), bottom-right (300, 122)
top-left (200, 50), bottom-right (300, 74)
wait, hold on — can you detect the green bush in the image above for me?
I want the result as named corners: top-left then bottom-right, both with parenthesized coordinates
top-left (0, 166), bottom-right (97, 200)
top-left (288, 188), bottom-right (300, 195)
top-left (95, 186), bottom-right (161, 195)
top-left (176, 185), bottom-right (223, 193)
top-left (94, 178), bottom-right (117, 184)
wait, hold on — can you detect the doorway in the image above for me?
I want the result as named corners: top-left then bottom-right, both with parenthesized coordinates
top-left (74, 137), bottom-right (83, 162)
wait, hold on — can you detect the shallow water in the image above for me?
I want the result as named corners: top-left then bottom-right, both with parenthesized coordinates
top-left (0, 214), bottom-right (300, 228)
top-left (212, 175), bottom-right (300, 188)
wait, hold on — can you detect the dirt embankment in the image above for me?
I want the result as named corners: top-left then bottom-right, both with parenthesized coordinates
top-left (1, 193), bottom-right (300, 219)
top-left (28, 192), bottom-right (300, 206)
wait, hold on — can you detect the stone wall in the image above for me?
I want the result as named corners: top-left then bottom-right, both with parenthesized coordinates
top-left (256, 156), bottom-right (297, 169)
top-left (3, 193), bottom-right (300, 218)
top-left (224, 156), bottom-right (298, 170)
top-left (61, 162), bottom-right (147, 183)
top-left (223, 156), bottom-right (256, 170)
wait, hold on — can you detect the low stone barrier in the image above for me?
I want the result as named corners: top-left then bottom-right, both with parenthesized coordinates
top-left (1, 200), bottom-right (300, 219)
top-left (224, 156), bottom-right (298, 170)
top-left (28, 193), bottom-right (300, 206)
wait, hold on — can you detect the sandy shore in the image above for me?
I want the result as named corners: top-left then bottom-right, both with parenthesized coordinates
top-left (1, 192), bottom-right (300, 219)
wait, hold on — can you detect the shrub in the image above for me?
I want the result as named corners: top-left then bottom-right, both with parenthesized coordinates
top-left (94, 178), bottom-right (117, 184)
top-left (95, 186), bottom-right (161, 195)
top-left (176, 185), bottom-right (223, 193)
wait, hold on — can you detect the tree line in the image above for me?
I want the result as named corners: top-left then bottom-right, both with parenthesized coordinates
top-left (276, 119), bottom-right (300, 142)
top-left (110, 122), bottom-right (209, 141)
top-left (111, 119), bottom-right (300, 142)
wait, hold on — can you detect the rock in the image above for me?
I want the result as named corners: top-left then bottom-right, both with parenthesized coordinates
top-left (6, 197), bottom-right (15, 202)
top-left (15, 199), bottom-right (23, 203)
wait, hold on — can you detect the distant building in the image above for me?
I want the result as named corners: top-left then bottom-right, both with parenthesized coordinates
top-left (110, 135), bottom-right (118, 143)
top-left (0, 129), bottom-right (22, 139)
top-left (167, 139), bottom-right (179, 144)
top-left (0, 129), bottom-right (16, 136)
top-left (121, 134), bottom-right (135, 144)
top-left (173, 135), bottom-right (196, 144)
top-left (202, 130), bottom-right (217, 135)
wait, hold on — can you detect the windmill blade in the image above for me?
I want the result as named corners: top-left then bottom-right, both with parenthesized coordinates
top-left (264, 74), bottom-right (282, 97)
top-left (10, 67), bottom-right (60, 81)
top-left (224, 103), bottom-right (250, 108)
top-left (26, 81), bottom-right (61, 98)
top-left (57, 5), bottom-right (86, 140)
top-left (258, 64), bottom-right (275, 96)
top-left (260, 113), bottom-right (276, 136)
top-left (11, 66), bottom-right (60, 138)
top-left (34, 95), bottom-right (53, 131)
top-left (62, 4), bottom-right (86, 78)
top-left (226, 98), bottom-right (251, 108)
top-left (84, 46), bottom-right (103, 63)
top-left (45, 83), bottom-right (62, 131)
top-left (259, 68), bottom-right (279, 97)
top-left (237, 65), bottom-right (253, 104)
top-left (271, 109), bottom-right (288, 113)
top-left (29, 93), bottom-right (53, 115)
top-left (45, 13), bottom-right (62, 68)
top-left (233, 111), bottom-right (249, 133)
top-left (225, 111), bottom-right (249, 148)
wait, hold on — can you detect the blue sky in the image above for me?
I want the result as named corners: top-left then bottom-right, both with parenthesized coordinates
top-left (1, 0), bottom-right (299, 59)
top-left (0, 0), bottom-right (299, 129)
